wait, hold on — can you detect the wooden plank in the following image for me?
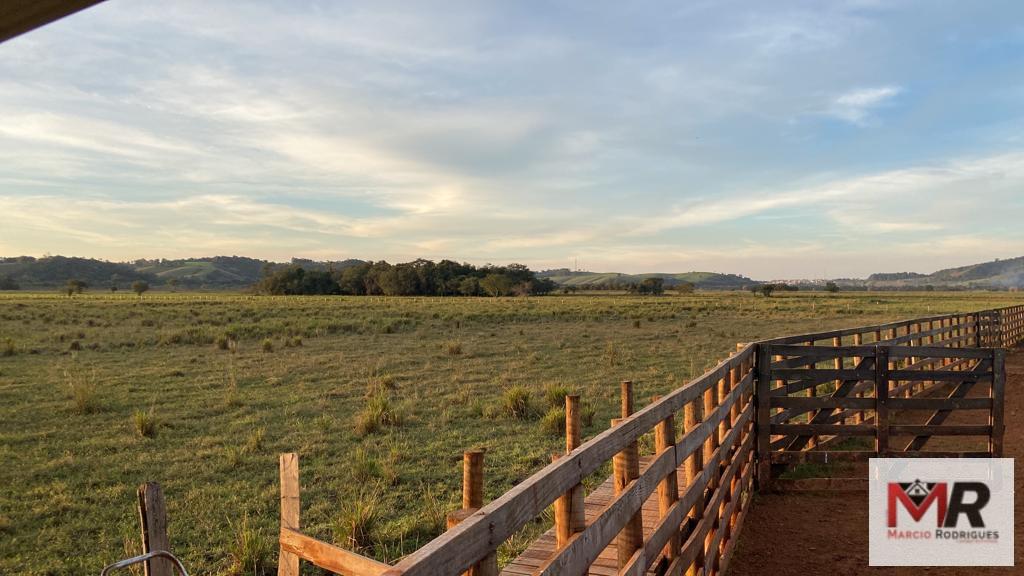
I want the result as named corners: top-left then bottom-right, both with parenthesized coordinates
top-left (992, 348), bottom-right (1006, 457)
top-left (0, 0), bottom-right (105, 44)
top-left (138, 482), bottom-right (173, 576)
top-left (279, 453), bottom-right (300, 576)
top-left (756, 345), bottom-right (772, 490)
top-left (770, 451), bottom-right (875, 464)
top-left (766, 345), bottom-right (876, 358)
top-left (771, 424), bottom-right (876, 436)
top-left (890, 425), bottom-right (992, 436)
top-left (889, 370), bottom-right (992, 381)
top-left (771, 396), bottom-right (876, 410)
top-left (280, 528), bottom-right (391, 576)
top-left (771, 368), bottom-right (875, 380)
top-left (886, 345), bottom-right (991, 359)
top-left (886, 397), bottom-right (991, 410)
top-left (876, 347), bottom-right (890, 455)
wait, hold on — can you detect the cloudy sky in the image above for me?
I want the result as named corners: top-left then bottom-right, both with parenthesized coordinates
top-left (2, 0), bottom-right (1023, 278)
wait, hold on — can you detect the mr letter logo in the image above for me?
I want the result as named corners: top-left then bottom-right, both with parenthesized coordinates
top-left (870, 459), bottom-right (1013, 566)
top-left (887, 480), bottom-right (990, 530)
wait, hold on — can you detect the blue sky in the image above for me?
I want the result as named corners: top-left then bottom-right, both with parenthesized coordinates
top-left (2, 0), bottom-right (1024, 278)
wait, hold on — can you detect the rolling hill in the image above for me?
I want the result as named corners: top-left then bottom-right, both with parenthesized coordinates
top-left (0, 256), bottom-right (372, 290)
top-left (866, 256), bottom-right (1024, 290)
top-left (537, 269), bottom-right (758, 290)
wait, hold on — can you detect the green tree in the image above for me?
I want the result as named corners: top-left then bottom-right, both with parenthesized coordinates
top-left (825, 281), bottom-right (839, 293)
top-left (65, 279), bottom-right (87, 296)
top-left (131, 280), bottom-right (150, 297)
top-left (480, 273), bottom-right (513, 296)
top-left (637, 277), bottom-right (665, 295)
top-left (760, 284), bottom-right (775, 297)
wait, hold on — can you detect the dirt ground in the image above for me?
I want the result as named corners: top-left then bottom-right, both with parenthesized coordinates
top-left (727, 348), bottom-right (1023, 575)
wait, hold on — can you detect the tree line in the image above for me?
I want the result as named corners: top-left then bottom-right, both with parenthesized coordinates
top-left (255, 259), bottom-right (558, 296)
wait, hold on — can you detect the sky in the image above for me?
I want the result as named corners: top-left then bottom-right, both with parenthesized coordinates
top-left (2, 0), bottom-right (1024, 279)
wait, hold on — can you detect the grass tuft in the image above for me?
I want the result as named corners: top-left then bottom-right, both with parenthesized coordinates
top-left (226, 514), bottom-right (273, 576)
top-left (355, 390), bottom-right (405, 436)
top-left (333, 487), bottom-right (381, 554)
top-left (66, 368), bottom-right (99, 414)
top-left (542, 383), bottom-right (572, 408)
top-left (540, 406), bottom-right (566, 436)
top-left (133, 409), bottom-right (157, 438)
top-left (443, 339), bottom-right (463, 356)
top-left (501, 385), bottom-right (538, 420)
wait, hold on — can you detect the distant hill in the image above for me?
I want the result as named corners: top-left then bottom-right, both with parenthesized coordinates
top-left (0, 255), bottom-right (366, 290)
top-left (537, 269), bottom-right (758, 290)
top-left (867, 256), bottom-right (1024, 290)
top-left (0, 256), bottom-right (154, 290)
top-left (866, 272), bottom-right (927, 282)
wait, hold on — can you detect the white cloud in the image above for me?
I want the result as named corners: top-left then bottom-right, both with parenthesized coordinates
top-left (827, 85), bottom-right (903, 125)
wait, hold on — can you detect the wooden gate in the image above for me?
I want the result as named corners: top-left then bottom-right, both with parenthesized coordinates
top-left (758, 344), bottom-right (1005, 478)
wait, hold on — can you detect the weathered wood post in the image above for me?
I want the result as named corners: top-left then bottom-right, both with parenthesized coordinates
top-left (611, 418), bottom-right (643, 569)
top-left (991, 349), bottom-right (1006, 457)
top-left (446, 451), bottom-right (497, 576)
top-left (833, 336), bottom-right (843, 424)
top-left (704, 373), bottom-right (719, 464)
top-left (653, 396), bottom-right (681, 563)
top-left (807, 339), bottom-right (818, 449)
top-left (620, 380), bottom-right (634, 418)
top-left (137, 482), bottom-right (173, 576)
top-left (853, 333), bottom-right (864, 424)
top-left (278, 454), bottom-right (300, 576)
top-left (755, 344), bottom-right (772, 490)
top-left (554, 395), bottom-right (585, 547)
top-left (875, 347), bottom-right (890, 457)
top-left (684, 398), bottom-right (705, 576)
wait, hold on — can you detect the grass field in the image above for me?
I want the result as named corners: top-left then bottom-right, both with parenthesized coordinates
top-left (1, 290), bottom-right (1021, 574)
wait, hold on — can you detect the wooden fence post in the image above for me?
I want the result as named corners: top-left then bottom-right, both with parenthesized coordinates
top-left (852, 333), bottom-right (864, 424)
top-left (992, 349), bottom-right (1006, 457)
top-left (684, 399), bottom-right (704, 576)
top-left (875, 347), bottom-right (890, 456)
top-left (137, 482), bottom-right (173, 576)
top-left (755, 344), bottom-right (771, 490)
top-left (611, 418), bottom-right (643, 569)
top-left (555, 395), bottom-right (585, 547)
top-left (833, 336), bottom-right (843, 424)
top-left (447, 451), bottom-right (498, 576)
top-left (654, 397), bottom-right (681, 563)
top-left (620, 380), bottom-right (634, 418)
top-left (278, 454), bottom-right (300, 576)
top-left (806, 339), bottom-right (818, 449)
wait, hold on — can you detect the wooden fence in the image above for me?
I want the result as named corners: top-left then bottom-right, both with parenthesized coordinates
top-left (274, 305), bottom-right (1023, 576)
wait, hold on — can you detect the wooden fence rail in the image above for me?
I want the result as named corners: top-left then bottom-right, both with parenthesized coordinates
top-left (275, 305), bottom-right (1023, 576)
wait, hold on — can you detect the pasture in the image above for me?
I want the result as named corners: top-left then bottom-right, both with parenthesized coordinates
top-left (1, 291), bottom-right (1020, 574)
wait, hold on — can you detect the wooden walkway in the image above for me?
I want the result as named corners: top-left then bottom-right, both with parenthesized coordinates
top-left (502, 455), bottom-right (677, 576)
